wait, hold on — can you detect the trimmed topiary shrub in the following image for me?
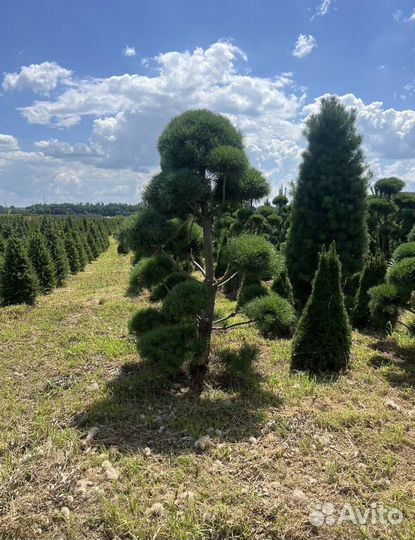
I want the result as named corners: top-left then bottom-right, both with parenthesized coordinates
top-left (128, 307), bottom-right (168, 335)
top-left (149, 272), bottom-right (191, 302)
top-left (271, 268), bottom-right (294, 305)
top-left (352, 254), bottom-right (387, 328)
top-left (128, 254), bottom-right (177, 296)
top-left (237, 281), bottom-right (269, 309)
top-left (393, 242), bottom-right (415, 262)
top-left (291, 244), bottom-right (351, 373)
top-left (387, 256), bottom-right (415, 295)
top-left (137, 322), bottom-right (198, 373)
top-left (226, 234), bottom-right (279, 279)
top-left (163, 280), bottom-right (213, 321)
top-left (243, 292), bottom-right (295, 338)
top-left (0, 236), bottom-right (39, 305)
top-left (368, 283), bottom-right (402, 329)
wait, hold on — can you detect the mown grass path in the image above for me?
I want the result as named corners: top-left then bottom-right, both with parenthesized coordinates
top-left (0, 240), bottom-right (414, 539)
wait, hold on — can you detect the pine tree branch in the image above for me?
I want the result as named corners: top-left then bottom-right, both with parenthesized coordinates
top-left (213, 319), bottom-right (254, 331)
top-left (213, 312), bottom-right (237, 325)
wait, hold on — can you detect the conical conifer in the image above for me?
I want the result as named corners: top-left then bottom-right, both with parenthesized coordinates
top-left (0, 236), bottom-right (39, 305)
top-left (28, 232), bottom-right (56, 293)
top-left (291, 243), bottom-right (351, 373)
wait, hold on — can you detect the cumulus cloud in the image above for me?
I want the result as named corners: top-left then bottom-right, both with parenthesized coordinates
top-left (304, 93), bottom-right (415, 160)
top-left (292, 34), bottom-right (317, 58)
top-left (2, 61), bottom-right (72, 94)
top-left (2, 41), bottom-right (414, 204)
top-left (407, 10), bottom-right (415, 22)
top-left (0, 134), bottom-right (19, 151)
top-left (123, 46), bottom-right (136, 57)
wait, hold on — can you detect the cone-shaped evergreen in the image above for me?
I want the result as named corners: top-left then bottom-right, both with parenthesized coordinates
top-left (271, 268), bottom-right (294, 305)
top-left (41, 222), bottom-right (70, 287)
top-left (286, 96), bottom-right (368, 304)
top-left (64, 234), bottom-right (81, 274)
top-left (291, 243), bottom-right (351, 373)
top-left (352, 254), bottom-right (387, 328)
top-left (0, 236), bottom-right (39, 305)
top-left (28, 232), bottom-right (56, 293)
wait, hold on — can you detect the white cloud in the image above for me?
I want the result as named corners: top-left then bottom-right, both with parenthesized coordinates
top-left (123, 46), bottom-right (136, 57)
top-left (311, 0), bottom-right (332, 20)
top-left (303, 93), bottom-right (415, 160)
top-left (2, 61), bottom-right (72, 94)
top-left (407, 10), bottom-right (415, 22)
top-left (392, 10), bottom-right (403, 22)
top-left (0, 134), bottom-right (19, 151)
top-left (2, 41), bottom-right (414, 205)
top-left (292, 34), bottom-right (317, 58)
top-left (35, 139), bottom-right (99, 159)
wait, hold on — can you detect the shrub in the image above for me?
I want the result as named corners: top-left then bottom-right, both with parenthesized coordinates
top-left (128, 307), bottom-right (167, 335)
top-left (137, 322), bottom-right (198, 372)
top-left (163, 280), bottom-right (213, 321)
top-left (0, 236), bottom-right (39, 305)
top-left (28, 233), bottom-right (56, 294)
top-left (128, 254), bottom-right (176, 296)
top-left (271, 268), bottom-right (294, 305)
top-left (237, 281), bottom-right (269, 308)
top-left (219, 343), bottom-right (259, 377)
top-left (291, 244), bottom-right (351, 373)
top-left (368, 283), bottom-right (402, 329)
top-left (408, 225), bottom-right (415, 242)
top-left (149, 272), bottom-right (191, 302)
top-left (226, 234), bottom-right (279, 279)
top-left (393, 242), bottom-right (415, 262)
top-left (243, 292), bottom-right (295, 338)
top-left (387, 257), bottom-right (415, 295)
top-left (352, 254), bottom-right (387, 328)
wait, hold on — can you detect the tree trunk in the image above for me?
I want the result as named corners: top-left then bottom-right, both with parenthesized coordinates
top-left (190, 203), bottom-right (216, 391)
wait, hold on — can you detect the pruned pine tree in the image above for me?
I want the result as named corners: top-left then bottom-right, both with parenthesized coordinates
top-left (128, 109), bottom-right (282, 389)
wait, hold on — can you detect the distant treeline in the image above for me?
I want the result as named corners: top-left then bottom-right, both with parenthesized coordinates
top-left (0, 202), bottom-right (141, 216)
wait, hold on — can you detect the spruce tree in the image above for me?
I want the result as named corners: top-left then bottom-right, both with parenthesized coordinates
top-left (64, 234), bottom-right (81, 274)
top-left (28, 232), bottom-right (57, 294)
top-left (41, 220), bottom-right (70, 286)
top-left (352, 254), bottom-right (387, 328)
top-left (0, 236), bottom-right (39, 305)
top-left (291, 244), bottom-right (351, 373)
top-left (287, 96), bottom-right (368, 304)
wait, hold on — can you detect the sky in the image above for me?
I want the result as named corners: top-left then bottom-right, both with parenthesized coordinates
top-left (0, 0), bottom-right (414, 207)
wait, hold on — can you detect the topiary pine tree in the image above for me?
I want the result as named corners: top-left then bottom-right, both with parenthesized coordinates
top-left (291, 243), bottom-right (351, 373)
top-left (0, 235), bottom-right (39, 305)
top-left (286, 95), bottom-right (368, 304)
top-left (129, 109), bottom-right (273, 389)
top-left (352, 253), bottom-right (387, 328)
top-left (28, 232), bottom-right (57, 294)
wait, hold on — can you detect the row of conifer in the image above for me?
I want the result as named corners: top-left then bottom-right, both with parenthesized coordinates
top-left (0, 215), bottom-right (114, 306)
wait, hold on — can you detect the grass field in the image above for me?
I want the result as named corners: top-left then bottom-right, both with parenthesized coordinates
top-left (0, 240), bottom-right (414, 540)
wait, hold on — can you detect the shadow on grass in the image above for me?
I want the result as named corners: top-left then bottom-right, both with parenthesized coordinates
top-left (74, 359), bottom-right (282, 455)
top-left (369, 337), bottom-right (415, 388)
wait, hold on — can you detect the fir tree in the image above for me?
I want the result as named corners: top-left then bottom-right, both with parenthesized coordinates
top-left (41, 219), bottom-right (70, 286)
top-left (291, 244), bottom-right (351, 373)
top-left (28, 232), bottom-right (56, 293)
top-left (286, 96), bottom-right (368, 304)
top-left (0, 236), bottom-right (39, 305)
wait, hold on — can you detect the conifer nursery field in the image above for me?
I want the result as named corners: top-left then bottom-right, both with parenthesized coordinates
top-left (0, 240), bottom-right (414, 540)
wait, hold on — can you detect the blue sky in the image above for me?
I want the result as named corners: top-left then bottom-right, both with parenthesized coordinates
top-left (0, 0), bottom-right (414, 206)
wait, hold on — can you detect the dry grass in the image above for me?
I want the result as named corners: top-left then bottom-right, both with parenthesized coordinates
top-left (0, 240), bottom-right (414, 539)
